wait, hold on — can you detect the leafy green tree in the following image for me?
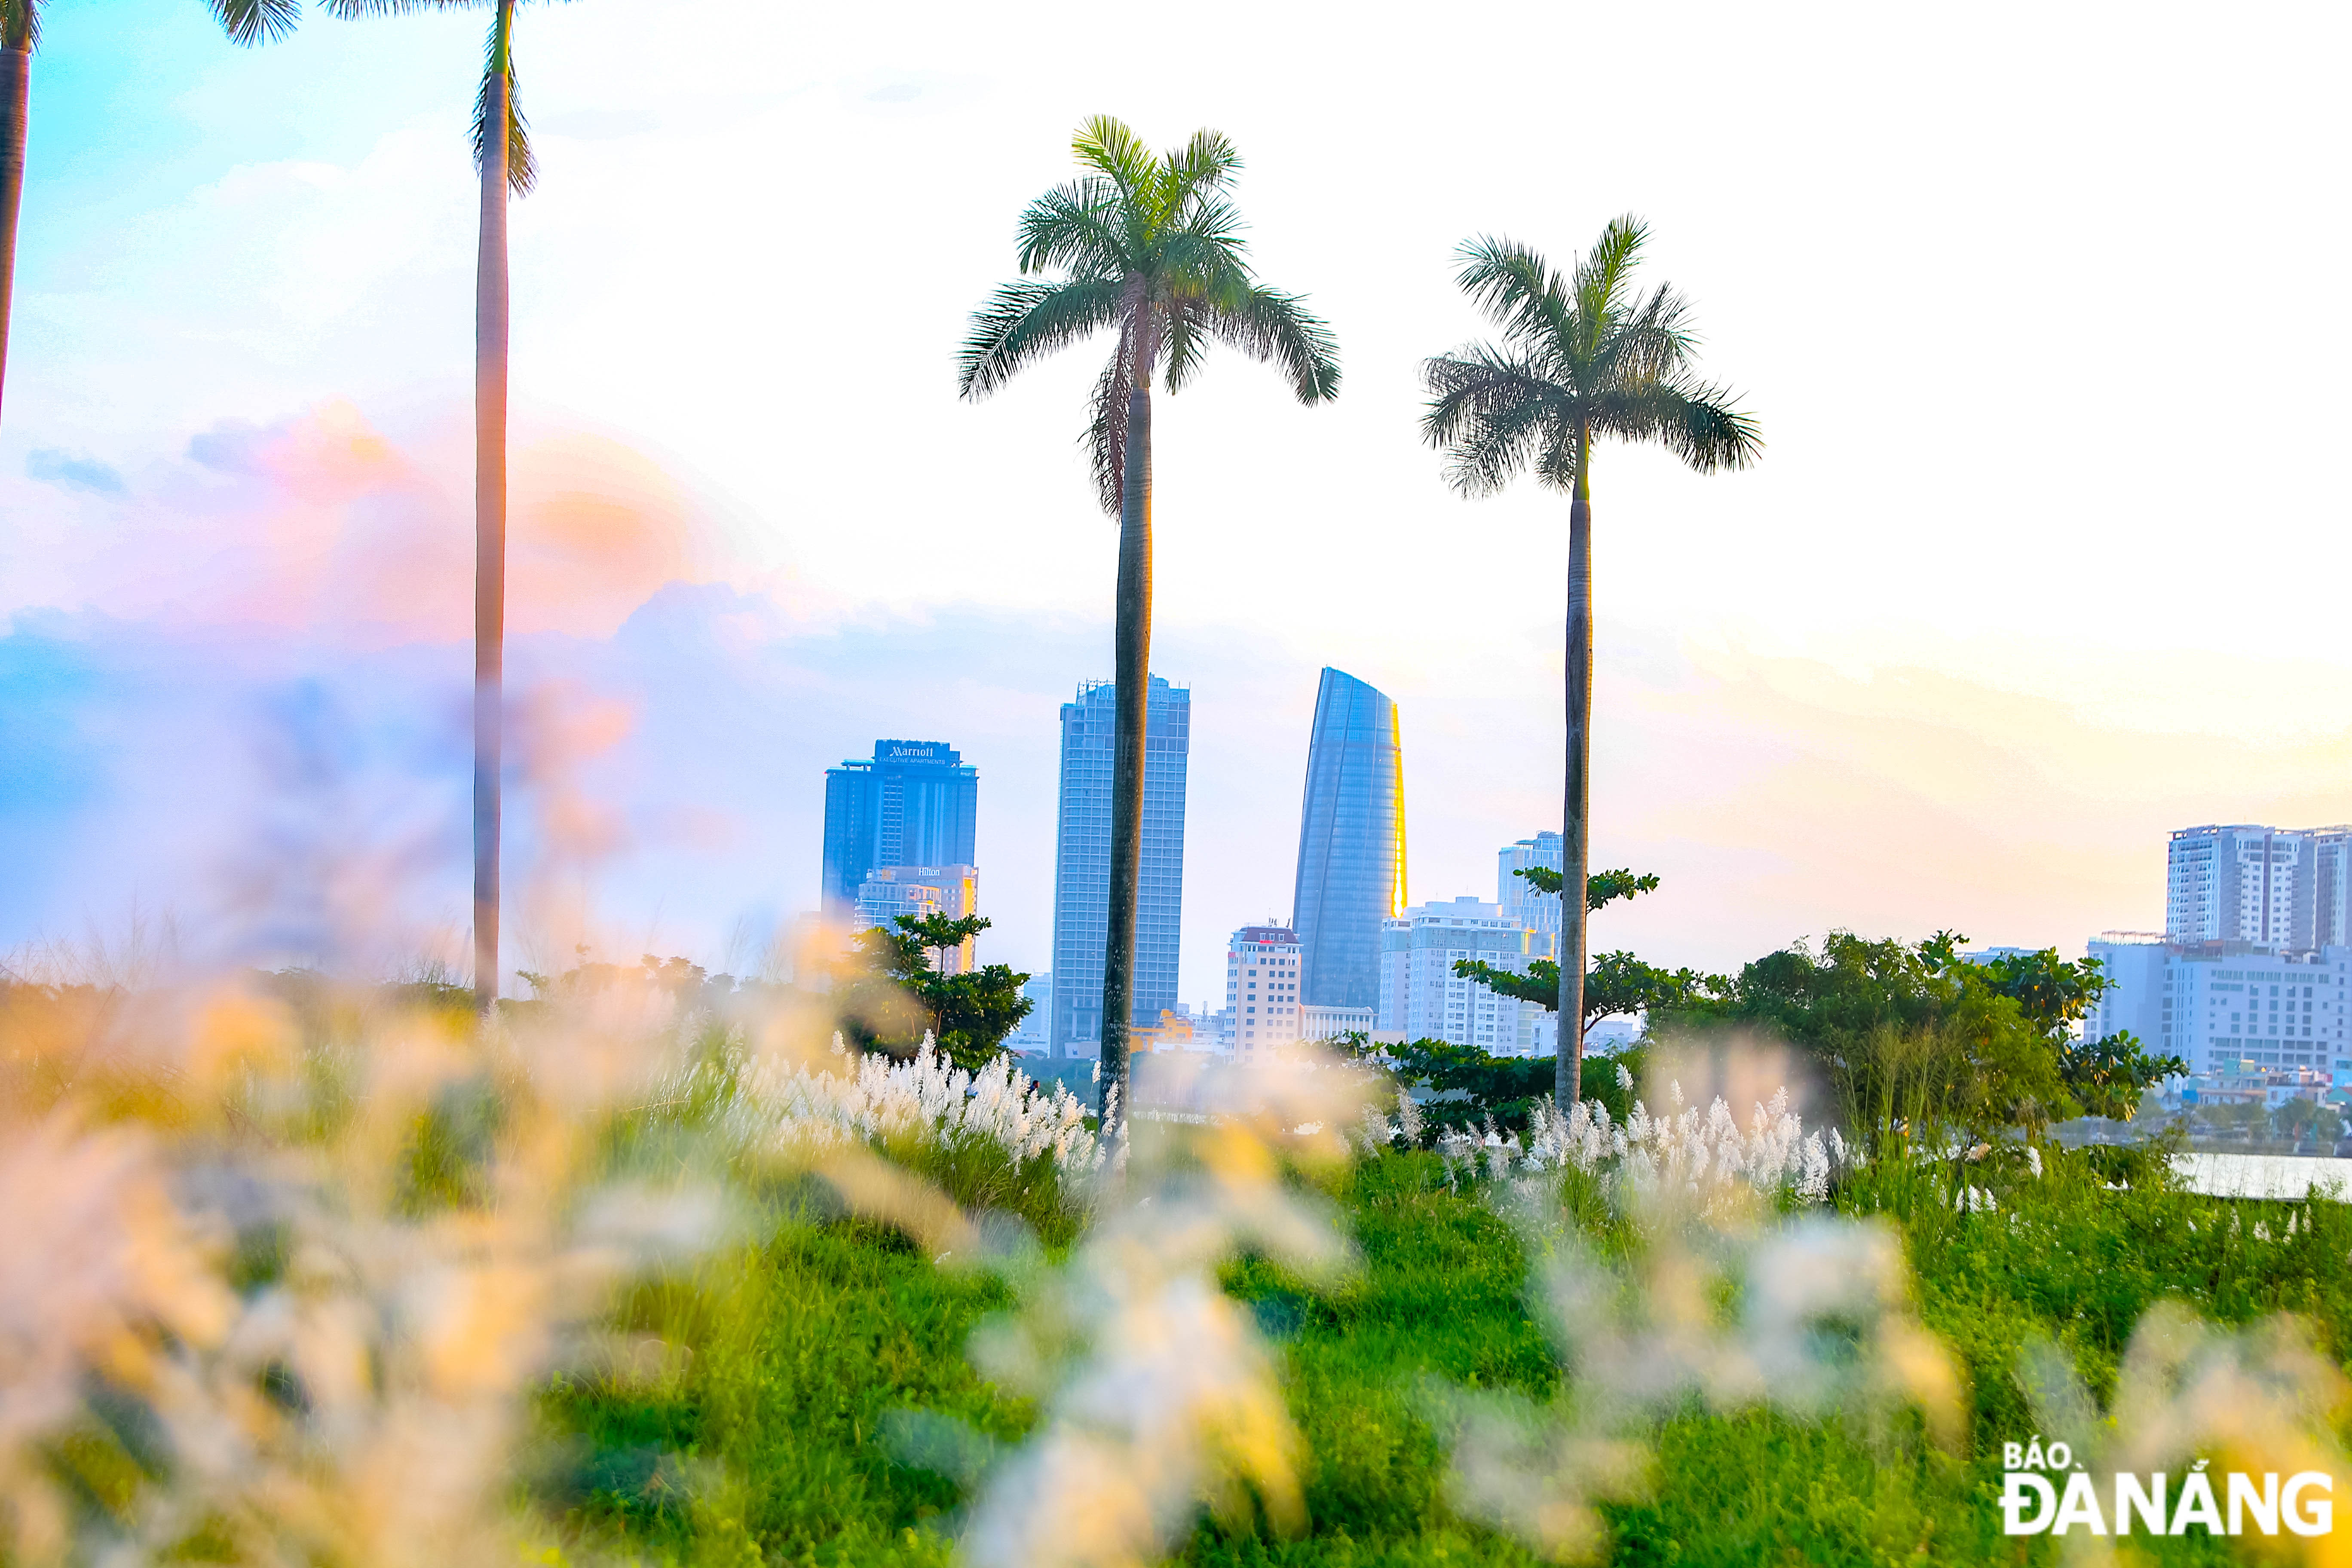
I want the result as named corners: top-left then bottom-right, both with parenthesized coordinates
top-left (2058, 1030), bottom-right (2186, 1122)
top-left (959, 116), bottom-right (1338, 1116)
top-left (1422, 218), bottom-right (1758, 1109)
top-left (1657, 932), bottom-right (2184, 1141)
top-left (321, 0), bottom-right (548, 1008)
top-left (0, 0), bottom-right (293, 425)
top-left (841, 915), bottom-right (1035, 1073)
top-left (1514, 864), bottom-right (1658, 913)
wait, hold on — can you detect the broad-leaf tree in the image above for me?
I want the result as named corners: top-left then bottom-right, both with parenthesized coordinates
top-left (842, 915), bottom-right (1036, 1073)
top-left (959, 116), bottom-right (1338, 1115)
top-left (1423, 217), bottom-right (1758, 1106)
top-left (323, 0), bottom-right (545, 1008)
top-left (0, 0), bottom-right (294, 426)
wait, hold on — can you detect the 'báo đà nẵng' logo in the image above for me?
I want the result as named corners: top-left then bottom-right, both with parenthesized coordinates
top-left (2000, 1436), bottom-right (2333, 1537)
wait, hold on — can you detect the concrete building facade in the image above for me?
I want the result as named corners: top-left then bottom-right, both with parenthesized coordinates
top-left (2088, 932), bottom-right (2352, 1081)
top-left (1226, 925), bottom-right (1303, 1061)
top-left (853, 864), bottom-right (979, 971)
top-left (1377, 897), bottom-right (1534, 1052)
top-left (2164, 823), bottom-right (2352, 950)
top-left (821, 741), bottom-right (978, 917)
top-left (1048, 676), bottom-right (1191, 1057)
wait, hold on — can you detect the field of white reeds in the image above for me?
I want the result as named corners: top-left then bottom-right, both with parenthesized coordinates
top-left (6, 968), bottom-right (2352, 1567)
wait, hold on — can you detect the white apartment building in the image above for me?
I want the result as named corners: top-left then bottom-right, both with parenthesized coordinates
top-left (2088, 932), bottom-right (2352, 1081)
top-left (2165, 825), bottom-right (2352, 950)
top-left (855, 864), bottom-right (980, 971)
top-left (1378, 897), bottom-right (1537, 1052)
top-left (1227, 925), bottom-right (1303, 1061)
top-left (1302, 1004), bottom-right (1375, 1043)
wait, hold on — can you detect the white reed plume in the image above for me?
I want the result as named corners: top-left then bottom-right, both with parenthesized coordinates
top-left (2019, 1301), bottom-right (2352, 1568)
top-left (1429, 1065), bottom-right (1960, 1563)
top-left (1513, 1082), bottom-right (1852, 1216)
top-left (716, 1035), bottom-right (1111, 1179)
top-left (947, 1048), bottom-right (1372, 1568)
top-left (0, 974), bottom-right (731, 1568)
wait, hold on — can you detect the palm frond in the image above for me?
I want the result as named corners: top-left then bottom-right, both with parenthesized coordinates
top-left (469, 10), bottom-right (532, 195)
top-left (1598, 281), bottom-right (1696, 385)
top-left (1157, 225), bottom-right (1251, 301)
top-left (1571, 214), bottom-right (1649, 334)
top-left (322, 0), bottom-right (480, 15)
top-left (1454, 235), bottom-right (1586, 364)
top-left (1204, 284), bottom-right (1339, 404)
top-left (1160, 300), bottom-right (1210, 395)
top-left (1015, 181), bottom-right (1128, 278)
top-left (208, 0), bottom-right (301, 45)
top-left (1086, 323), bottom-right (1137, 516)
top-left (956, 277), bottom-right (1125, 399)
top-left (0, 0), bottom-right (39, 51)
top-left (1166, 128), bottom-right (1242, 204)
top-left (1421, 346), bottom-right (1572, 496)
top-left (1072, 114), bottom-right (1157, 201)
top-left (1588, 380), bottom-right (1762, 472)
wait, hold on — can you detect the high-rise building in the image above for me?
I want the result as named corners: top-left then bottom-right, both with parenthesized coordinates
top-left (1048, 676), bottom-right (1191, 1057)
top-left (1291, 668), bottom-right (1407, 1012)
top-left (1378, 897), bottom-right (1537, 1052)
top-left (821, 741), bottom-right (978, 916)
top-left (2166, 825), bottom-right (2311, 947)
top-left (1498, 831), bottom-right (1564, 958)
top-left (1224, 924), bottom-right (1302, 1060)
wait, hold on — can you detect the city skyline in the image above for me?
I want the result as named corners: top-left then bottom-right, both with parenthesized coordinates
top-left (3, 2), bottom-right (2349, 1003)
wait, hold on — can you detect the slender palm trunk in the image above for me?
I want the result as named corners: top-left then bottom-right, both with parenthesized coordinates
top-left (1556, 438), bottom-right (1592, 1107)
top-left (471, 7), bottom-right (513, 1012)
top-left (0, 33), bottom-right (28, 428)
top-left (1099, 382), bottom-right (1152, 1119)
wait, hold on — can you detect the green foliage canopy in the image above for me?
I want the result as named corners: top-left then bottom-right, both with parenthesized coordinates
top-left (1653, 932), bottom-right (2187, 1139)
top-left (839, 915), bottom-right (1034, 1073)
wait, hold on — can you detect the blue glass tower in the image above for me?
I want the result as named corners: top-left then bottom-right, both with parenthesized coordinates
top-left (1291, 668), bottom-right (1406, 1011)
top-left (1049, 677), bottom-right (1190, 1057)
top-left (821, 741), bottom-right (978, 915)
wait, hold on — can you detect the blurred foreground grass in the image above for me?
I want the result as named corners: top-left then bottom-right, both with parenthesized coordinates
top-left (540, 1137), bottom-right (2352, 1566)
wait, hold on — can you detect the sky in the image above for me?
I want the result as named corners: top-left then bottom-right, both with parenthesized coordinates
top-left (3, 0), bottom-right (2350, 1001)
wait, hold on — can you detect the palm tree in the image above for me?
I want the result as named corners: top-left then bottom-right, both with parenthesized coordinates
top-left (322, 0), bottom-right (539, 1009)
top-left (959, 116), bottom-right (1339, 1115)
top-left (1421, 217), bottom-right (1759, 1108)
top-left (0, 0), bottom-right (295, 426)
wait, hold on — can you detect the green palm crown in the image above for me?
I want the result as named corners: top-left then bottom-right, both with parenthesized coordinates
top-left (958, 114), bottom-right (1339, 512)
top-left (1422, 216), bottom-right (1760, 494)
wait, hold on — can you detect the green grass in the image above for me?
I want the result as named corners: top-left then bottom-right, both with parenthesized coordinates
top-left (537, 1143), bottom-right (2352, 1566)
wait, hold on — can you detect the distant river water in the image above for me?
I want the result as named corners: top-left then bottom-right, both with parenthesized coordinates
top-left (2174, 1153), bottom-right (2352, 1200)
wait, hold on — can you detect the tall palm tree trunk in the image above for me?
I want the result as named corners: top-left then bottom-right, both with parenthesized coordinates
top-left (1556, 455), bottom-right (1592, 1107)
top-left (1100, 381), bottom-right (1152, 1118)
top-left (0, 27), bottom-right (28, 428)
top-left (471, 6), bottom-right (512, 1013)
